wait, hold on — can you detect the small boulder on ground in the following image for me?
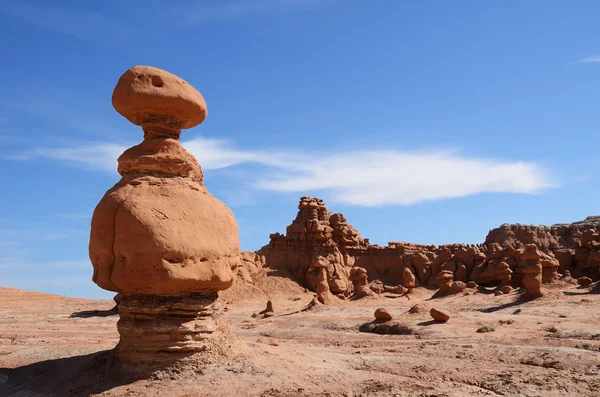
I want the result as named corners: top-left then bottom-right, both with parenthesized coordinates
top-left (578, 277), bottom-right (593, 287)
top-left (494, 290), bottom-right (504, 296)
top-left (374, 307), bottom-right (392, 322)
top-left (466, 281), bottom-right (478, 289)
top-left (430, 307), bottom-right (450, 322)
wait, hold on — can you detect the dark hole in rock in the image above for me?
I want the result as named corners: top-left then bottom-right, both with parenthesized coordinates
top-left (151, 75), bottom-right (164, 87)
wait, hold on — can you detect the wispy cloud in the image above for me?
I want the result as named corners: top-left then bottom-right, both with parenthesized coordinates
top-left (7, 137), bottom-right (555, 207)
top-left (0, 1), bottom-right (135, 45)
top-left (183, 0), bottom-right (326, 23)
top-left (572, 55), bottom-right (600, 65)
top-left (0, 0), bottom-right (328, 44)
top-left (6, 143), bottom-right (124, 172)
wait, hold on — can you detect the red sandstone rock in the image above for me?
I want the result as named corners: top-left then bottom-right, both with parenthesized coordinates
top-left (430, 308), bottom-right (450, 322)
top-left (383, 284), bottom-right (408, 294)
top-left (374, 308), bottom-right (392, 322)
top-left (315, 265), bottom-right (337, 304)
top-left (521, 244), bottom-right (543, 299)
top-left (402, 267), bottom-right (416, 289)
top-left (112, 65), bottom-right (207, 129)
top-left (89, 66), bottom-right (240, 365)
top-left (578, 277), bottom-right (593, 286)
top-left (248, 197), bottom-right (600, 300)
top-left (350, 267), bottom-right (373, 298)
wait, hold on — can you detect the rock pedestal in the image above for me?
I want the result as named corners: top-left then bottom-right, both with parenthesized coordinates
top-left (89, 66), bottom-right (240, 365)
top-left (116, 293), bottom-right (222, 364)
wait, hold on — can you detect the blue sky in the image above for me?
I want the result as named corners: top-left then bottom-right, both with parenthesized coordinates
top-left (0, 0), bottom-right (598, 299)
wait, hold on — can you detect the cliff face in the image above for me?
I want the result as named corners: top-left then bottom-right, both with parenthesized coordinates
top-left (246, 198), bottom-right (599, 296)
top-left (484, 216), bottom-right (600, 279)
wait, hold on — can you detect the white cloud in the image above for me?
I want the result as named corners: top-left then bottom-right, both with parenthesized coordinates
top-left (5, 143), bottom-right (124, 172)
top-left (8, 137), bottom-right (555, 207)
top-left (573, 55), bottom-right (600, 64)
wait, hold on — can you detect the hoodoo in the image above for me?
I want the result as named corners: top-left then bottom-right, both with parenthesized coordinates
top-left (89, 66), bottom-right (240, 365)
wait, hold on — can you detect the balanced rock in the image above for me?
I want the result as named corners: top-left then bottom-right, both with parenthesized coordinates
top-left (430, 308), bottom-right (450, 322)
top-left (89, 66), bottom-right (240, 365)
top-left (374, 307), bottom-right (392, 322)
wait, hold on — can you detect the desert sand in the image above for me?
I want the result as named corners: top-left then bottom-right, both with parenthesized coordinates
top-left (1, 282), bottom-right (598, 397)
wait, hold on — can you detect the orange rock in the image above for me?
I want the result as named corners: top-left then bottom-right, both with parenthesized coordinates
top-left (112, 65), bottom-right (207, 129)
top-left (430, 308), bottom-right (450, 322)
top-left (374, 308), bottom-right (392, 322)
top-left (89, 66), bottom-right (240, 365)
top-left (90, 66), bottom-right (239, 296)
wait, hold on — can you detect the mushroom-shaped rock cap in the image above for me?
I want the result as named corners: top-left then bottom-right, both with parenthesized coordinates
top-left (112, 65), bottom-right (207, 129)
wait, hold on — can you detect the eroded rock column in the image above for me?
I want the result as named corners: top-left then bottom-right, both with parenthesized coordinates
top-left (89, 66), bottom-right (240, 365)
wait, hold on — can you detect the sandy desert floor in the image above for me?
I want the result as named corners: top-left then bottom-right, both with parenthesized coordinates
top-left (0, 283), bottom-right (599, 397)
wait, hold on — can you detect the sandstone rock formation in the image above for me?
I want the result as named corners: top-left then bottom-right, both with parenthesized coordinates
top-left (89, 66), bottom-right (240, 365)
top-left (430, 308), bottom-right (450, 322)
top-left (374, 308), bottom-right (392, 322)
top-left (521, 244), bottom-right (543, 299)
top-left (350, 267), bottom-right (373, 298)
top-left (246, 197), bottom-right (598, 301)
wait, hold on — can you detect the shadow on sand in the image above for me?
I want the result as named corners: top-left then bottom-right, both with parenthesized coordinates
top-left (69, 306), bottom-right (118, 318)
top-left (416, 320), bottom-right (443, 326)
top-left (0, 350), bottom-right (149, 397)
top-left (563, 282), bottom-right (600, 296)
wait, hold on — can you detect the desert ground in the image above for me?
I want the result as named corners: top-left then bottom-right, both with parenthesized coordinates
top-left (0, 282), bottom-right (599, 397)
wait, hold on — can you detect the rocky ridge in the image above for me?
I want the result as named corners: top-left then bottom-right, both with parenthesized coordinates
top-left (235, 197), bottom-right (600, 300)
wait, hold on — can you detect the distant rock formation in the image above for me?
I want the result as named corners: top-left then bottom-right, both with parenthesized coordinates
top-left (89, 66), bottom-right (241, 365)
top-left (238, 197), bottom-right (599, 301)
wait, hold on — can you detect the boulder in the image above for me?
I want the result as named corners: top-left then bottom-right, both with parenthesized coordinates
top-left (374, 308), bottom-right (393, 322)
top-left (430, 308), bottom-right (450, 322)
